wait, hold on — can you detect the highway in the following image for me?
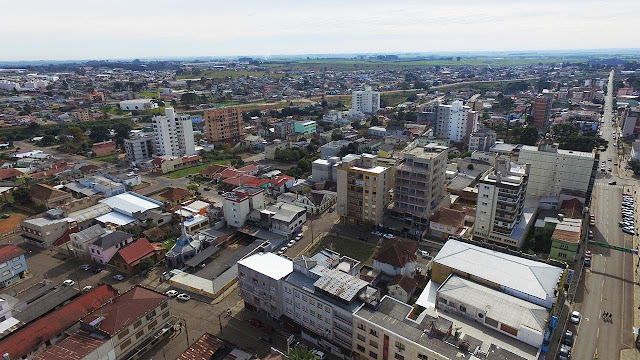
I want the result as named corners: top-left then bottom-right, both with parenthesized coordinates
top-left (571, 70), bottom-right (637, 360)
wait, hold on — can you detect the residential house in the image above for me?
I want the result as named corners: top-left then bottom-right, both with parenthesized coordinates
top-left (372, 239), bottom-right (417, 279)
top-left (29, 184), bottom-right (73, 209)
top-left (199, 164), bottom-right (228, 179)
top-left (20, 209), bottom-right (78, 247)
top-left (158, 187), bottom-right (192, 205)
top-left (151, 155), bottom-right (202, 174)
top-left (277, 190), bottom-right (337, 215)
top-left (260, 202), bottom-right (307, 237)
top-left (0, 245), bottom-right (27, 289)
top-left (112, 238), bottom-right (166, 274)
top-left (69, 224), bottom-right (107, 260)
top-left (386, 275), bottom-right (418, 303)
top-left (549, 218), bottom-right (582, 264)
top-left (0, 168), bottom-right (23, 181)
top-left (88, 231), bottom-right (134, 264)
top-left (429, 207), bottom-right (466, 240)
top-left (92, 140), bottom-right (117, 157)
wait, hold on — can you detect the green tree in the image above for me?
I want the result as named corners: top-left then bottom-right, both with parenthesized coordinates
top-left (287, 346), bottom-right (315, 360)
top-left (67, 126), bottom-right (86, 142)
top-left (552, 123), bottom-right (578, 141)
top-left (139, 258), bottom-right (155, 272)
top-left (398, 81), bottom-right (410, 90)
top-left (40, 135), bottom-right (56, 146)
top-left (351, 121), bottom-right (361, 130)
top-left (12, 187), bottom-right (30, 204)
top-left (519, 127), bottom-right (538, 146)
top-left (332, 129), bottom-right (344, 140)
top-left (89, 126), bottom-right (109, 143)
top-left (187, 184), bottom-right (199, 193)
top-left (630, 158), bottom-right (640, 175)
top-left (180, 92), bottom-right (199, 106)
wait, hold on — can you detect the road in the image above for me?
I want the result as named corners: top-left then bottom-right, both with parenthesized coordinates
top-left (571, 70), bottom-right (637, 360)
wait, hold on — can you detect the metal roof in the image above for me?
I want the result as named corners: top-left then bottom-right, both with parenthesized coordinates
top-left (99, 192), bottom-right (161, 216)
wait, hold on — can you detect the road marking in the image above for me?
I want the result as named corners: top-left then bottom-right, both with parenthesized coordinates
top-left (597, 327), bottom-right (600, 338)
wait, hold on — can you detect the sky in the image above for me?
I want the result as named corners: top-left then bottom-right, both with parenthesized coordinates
top-left (2, 0), bottom-right (639, 61)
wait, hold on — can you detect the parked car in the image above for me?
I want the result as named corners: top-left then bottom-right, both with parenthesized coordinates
top-left (383, 233), bottom-right (394, 239)
top-left (328, 207), bottom-right (334, 213)
top-left (584, 258), bottom-right (591, 267)
top-left (82, 285), bottom-right (93, 292)
top-left (80, 264), bottom-right (91, 271)
top-left (63, 279), bottom-right (75, 286)
top-left (177, 293), bottom-right (190, 301)
top-left (570, 311), bottom-right (581, 324)
top-left (585, 250), bottom-right (592, 259)
top-left (371, 231), bottom-right (382, 236)
top-left (91, 266), bottom-right (103, 273)
top-left (287, 240), bottom-right (296, 247)
top-left (0, 214), bottom-right (10, 219)
top-left (418, 250), bottom-right (429, 258)
top-left (280, 246), bottom-right (288, 252)
top-left (249, 318), bottom-right (263, 328)
top-left (113, 274), bottom-right (124, 281)
top-left (203, 187), bottom-right (211, 191)
top-left (558, 344), bottom-right (572, 359)
top-left (588, 231), bottom-right (593, 239)
top-left (312, 350), bottom-right (326, 359)
top-left (562, 330), bottom-right (574, 346)
top-left (609, 181), bottom-right (617, 185)
top-left (166, 290), bottom-right (178, 297)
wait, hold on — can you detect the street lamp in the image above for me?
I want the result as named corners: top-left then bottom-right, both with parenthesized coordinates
top-left (218, 308), bottom-right (231, 338)
top-left (178, 317), bottom-right (190, 347)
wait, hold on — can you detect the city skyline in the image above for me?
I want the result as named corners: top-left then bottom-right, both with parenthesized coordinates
top-left (2, 0), bottom-right (639, 61)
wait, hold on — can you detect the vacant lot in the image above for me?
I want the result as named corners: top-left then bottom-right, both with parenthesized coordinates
top-left (0, 212), bottom-right (27, 236)
top-left (164, 160), bottom-right (230, 179)
top-left (306, 235), bottom-right (381, 266)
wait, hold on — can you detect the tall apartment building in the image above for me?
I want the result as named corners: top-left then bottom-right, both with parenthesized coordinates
top-left (337, 154), bottom-right (391, 226)
top-left (532, 94), bottom-right (553, 129)
top-left (391, 143), bottom-right (448, 238)
top-left (474, 159), bottom-right (531, 248)
top-left (468, 128), bottom-right (497, 152)
top-left (204, 107), bottom-right (244, 143)
top-left (351, 86), bottom-right (380, 114)
top-left (222, 186), bottom-right (265, 228)
top-left (273, 120), bottom-right (295, 139)
top-left (518, 144), bottom-right (596, 199)
top-left (152, 107), bottom-right (195, 157)
top-left (434, 100), bottom-right (478, 143)
top-left (621, 106), bottom-right (640, 137)
top-left (124, 133), bottom-right (154, 166)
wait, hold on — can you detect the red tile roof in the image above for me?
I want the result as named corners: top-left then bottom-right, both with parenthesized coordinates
top-left (34, 331), bottom-right (106, 360)
top-left (117, 238), bottom-right (154, 266)
top-left (177, 333), bottom-right (224, 360)
top-left (389, 275), bottom-right (418, 293)
top-left (223, 174), bottom-right (268, 188)
top-left (159, 187), bottom-right (191, 201)
top-left (200, 164), bottom-right (227, 177)
top-left (218, 168), bottom-right (240, 179)
top-left (81, 286), bottom-right (167, 336)
top-left (91, 141), bottom-right (116, 150)
top-left (237, 163), bottom-right (258, 173)
top-left (374, 239), bottom-right (417, 268)
top-left (270, 175), bottom-right (294, 188)
top-left (30, 184), bottom-right (70, 202)
top-left (0, 244), bottom-right (25, 263)
top-left (0, 167), bottom-right (22, 180)
top-left (0, 284), bottom-right (119, 360)
top-left (429, 207), bottom-right (466, 228)
top-left (182, 155), bottom-right (202, 163)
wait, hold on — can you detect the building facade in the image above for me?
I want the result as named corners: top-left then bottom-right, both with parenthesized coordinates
top-left (294, 120), bottom-right (317, 136)
top-left (0, 245), bottom-right (27, 289)
top-left (352, 86), bottom-right (380, 114)
top-left (204, 107), bottom-right (244, 143)
top-left (435, 101), bottom-right (478, 143)
top-left (532, 95), bottom-right (552, 129)
top-left (124, 134), bottom-right (155, 166)
top-left (153, 107), bottom-right (196, 157)
top-left (468, 128), bottom-right (497, 152)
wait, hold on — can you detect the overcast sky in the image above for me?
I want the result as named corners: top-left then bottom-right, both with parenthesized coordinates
top-left (2, 0), bottom-right (639, 61)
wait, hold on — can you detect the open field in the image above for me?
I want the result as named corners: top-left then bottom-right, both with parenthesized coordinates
top-left (164, 160), bottom-right (230, 179)
top-left (177, 70), bottom-right (288, 80)
top-left (0, 212), bottom-right (27, 236)
top-left (93, 152), bottom-right (122, 162)
top-left (306, 235), bottom-right (381, 266)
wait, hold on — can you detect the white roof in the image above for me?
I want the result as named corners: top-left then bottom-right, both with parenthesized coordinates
top-left (184, 214), bottom-right (208, 227)
top-left (434, 240), bottom-right (563, 301)
top-left (183, 200), bottom-right (210, 213)
top-left (100, 192), bottom-right (160, 215)
top-left (238, 252), bottom-right (293, 280)
top-left (95, 211), bottom-right (136, 226)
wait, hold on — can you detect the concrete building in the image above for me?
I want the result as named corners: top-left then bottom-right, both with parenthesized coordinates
top-left (0, 245), bottom-right (27, 289)
top-left (390, 143), bottom-right (448, 238)
top-left (151, 155), bottom-right (202, 174)
top-left (119, 99), bottom-right (158, 111)
top-left (91, 140), bottom-right (117, 157)
top-left (277, 190), bottom-right (337, 215)
top-left (368, 126), bottom-right (387, 137)
top-left (621, 106), bottom-right (640, 137)
top-left (20, 209), bottom-right (77, 247)
top-left (69, 224), bottom-right (107, 260)
top-left (153, 107), bottom-right (196, 157)
top-left (337, 154), bottom-right (391, 226)
top-left (88, 231), bottom-right (134, 264)
top-left (294, 120), bottom-right (317, 136)
top-left (222, 187), bottom-right (265, 228)
top-left (77, 175), bottom-right (126, 197)
top-left (124, 134), bottom-right (155, 166)
top-left (312, 157), bottom-right (341, 183)
top-left (532, 95), bottom-right (552, 129)
top-left (549, 217), bottom-right (582, 264)
top-left (435, 101), bottom-right (478, 143)
top-left (474, 160), bottom-right (532, 249)
top-left (372, 239), bottom-right (417, 278)
top-left (260, 202), bottom-right (307, 237)
top-left (273, 120), bottom-right (296, 139)
top-left (30, 184), bottom-right (73, 209)
top-left (468, 128), bottom-right (497, 152)
top-left (204, 107), bottom-right (244, 143)
top-left (320, 140), bottom-right (351, 159)
top-left (352, 86), bottom-right (380, 114)
top-left (518, 144), bottom-right (596, 198)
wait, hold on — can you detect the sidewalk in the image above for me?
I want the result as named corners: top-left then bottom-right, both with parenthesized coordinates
top-left (621, 184), bottom-right (640, 360)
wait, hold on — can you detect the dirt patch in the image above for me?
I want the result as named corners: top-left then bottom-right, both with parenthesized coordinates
top-left (0, 213), bottom-right (27, 236)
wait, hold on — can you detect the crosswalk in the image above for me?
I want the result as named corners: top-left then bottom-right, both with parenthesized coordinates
top-left (594, 183), bottom-right (624, 189)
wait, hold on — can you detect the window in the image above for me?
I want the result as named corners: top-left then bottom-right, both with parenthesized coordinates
top-left (119, 338), bottom-right (132, 350)
top-left (162, 312), bottom-right (170, 319)
top-left (161, 302), bottom-right (168, 310)
top-left (460, 305), bottom-right (466, 313)
top-left (395, 341), bottom-right (405, 351)
top-left (118, 328), bottom-right (130, 340)
top-left (357, 334), bottom-right (366, 342)
top-left (147, 319), bottom-right (158, 330)
top-left (134, 319), bottom-right (142, 328)
top-left (370, 329), bottom-right (378, 337)
top-left (394, 354), bottom-right (404, 360)
top-left (478, 313), bottom-right (484, 319)
top-left (309, 298), bottom-right (315, 305)
top-left (369, 340), bottom-right (378, 348)
top-left (418, 355), bottom-right (429, 360)
top-left (369, 351), bottom-right (378, 359)
top-left (357, 345), bottom-right (366, 352)
top-left (146, 310), bottom-right (157, 321)
top-left (135, 329), bottom-right (144, 339)
top-left (358, 323), bottom-right (365, 331)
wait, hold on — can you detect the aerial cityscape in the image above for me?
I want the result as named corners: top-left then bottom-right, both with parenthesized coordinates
top-left (0, 1), bottom-right (640, 360)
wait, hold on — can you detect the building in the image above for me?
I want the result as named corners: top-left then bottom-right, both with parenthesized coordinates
top-left (337, 154), bottom-right (391, 226)
top-left (368, 126), bottom-right (387, 137)
top-left (429, 207), bottom-right (466, 240)
top-left (97, 192), bottom-right (164, 228)
top-left (277, 190), bottom-right (337, 215)
top-left (632, 140), bottom-right (640, 160)
top-left (32, 331), bottom-right (116, 360)
top-left (390, 143), bottom-right (448, 238)
top-left (20, 209), bottom-right (77, 247)
top-left (433, 239), bottom-right (564, 309)
top-left (79, 286), bottom-right (171, 360)
top-left (0, 284), bottom-right (120, 360)
top-left (30, 184), bottom-right (73, 209)
top-left (204, 107), bottom-right (244, 143)
top-left (77, 175), bottom-right (126, 197)
top-left (91, 140), bottom-right (117, 157)
top-left (549, 217), bottom-right (582, 263)
top-left (468, 128), bottom-right (497, 152)
top-left (87, 91), bottom-right (105, 102)
top-left (151, 155), bottom-right (202, 174)
top-left (158, 187), bottom-right (191, 205)
top-left (352, 86), bottom-right (380, 114)
top-left (372, 239), bottom-right (417, 278)
top-left (518, 144), bottom-right (596, 199)
top-left (273, 120), bottom-right (296, 139)
top-left (0, 245), bottom-right (27, 289)
top-left (124, 134), bottom-right (155, 166)
top-left (311, 157), bottom-right (341, 183)
top-left (69, 224), bottom-right (107, 260)
top-left (532, 95), bottom-right (552, 129)
top-left (260, 202), bottom-right (307, 237)
top-left (386, 276), bottom-right (417, 303)
top-left (153, 107), bottom-right (196, 157)
top-left (238, 252), bottom-right (294, 320)
top-left (435, 101), bottom-right (479, 143)
top-left (112, 238), bottom-right (165, 274)
top-left (119, 99), bottom-right (158, 111)
top-left (621, 107), bottom-right (640, 138)
top-left (88, 231), bottom-right (134, 264)
top-left (474, 159), bottom-right (533, 248)
top-left (223, 187), bottom-right (265, 228)
top-left (294, 120), bottom-right (317, 136)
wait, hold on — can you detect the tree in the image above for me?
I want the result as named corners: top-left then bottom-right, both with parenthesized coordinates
top-left (398, 81), bottom-right (410, 90)
top-left (351, 121), bottom-right (361, 130)
top-left (456, 56), bottom-right (461, 61)
top-left (369, 116), bottom-right (381, 127)
top-left (187, 184), bottom-right (199, 193)
top-left (552, 123), bottom-right (578, 141)
top-left (287, 346), bottom-right (315, 360)
top-left (630, 158), bottom-right (640, 175)
top-left (139, 258), bottom-right (155, 273)
top-left (67, 126), bottom-right (86, 142)
top-left (519, 127), bottom-right (539, 146)
top-left (12, 187), bottom-right (30, 204)
top-left (181, 92), bottom-right (199, 106)
top-left (406, 93), bottom-right (418, 102)
top-left (414, 80), bottom-right (429, 90)
top-left (332, 129), bottom-right (344, 141)
top-left (40, 134), bottom-right (55, 146)
top-left (89, 126), bottom-right (109, 143)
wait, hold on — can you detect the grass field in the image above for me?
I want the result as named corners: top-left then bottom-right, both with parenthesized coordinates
top-left (164, 160), bottom-right (230, 179)
top-left (177, 70), bottom-right (288, 80)
top-left (93, 152), bottom-right (122, 162)
top-left (139, 90), bottom-right (160, 98)
top-left (306, 235), bottom-right (381, 266)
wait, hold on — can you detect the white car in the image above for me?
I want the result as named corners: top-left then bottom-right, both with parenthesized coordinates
top-left (80, 264), bottom-right (91, 271)
top-left (113, 274), bottom-right (124, 281)
top-left (383, 233), bottom-right (394, 239)
top-left (63, 279), bottom-right (75, 286)
top-left (287, 240), bottom-right (296, 247)
top-left (570, 311), bottom-right (581, 324)
top-left (371, 231), bottom-right (382, 236)
top-left (280, 246), bottom-right (288, 252)
top-left (82, 285), bottom-right (93, 291)
top-left (418, 250), bottom-right (429, 258)
top-left (166, 290), bottom-right (179, 297)
top-left (177, 293), bottom-right (191, 301)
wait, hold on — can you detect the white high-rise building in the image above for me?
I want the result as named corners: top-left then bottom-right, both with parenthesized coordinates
top-left (435, 100), bottom-right (478, 143)
top-left (152, 107), bottom-right (195, 157)
top-left (351, 86), bottom-right (380, 114)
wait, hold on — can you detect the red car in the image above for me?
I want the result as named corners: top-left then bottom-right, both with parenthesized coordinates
top-left (585, 250), bottom-right (592, 259)
top-left (249, 318), bottom-right (263, 328)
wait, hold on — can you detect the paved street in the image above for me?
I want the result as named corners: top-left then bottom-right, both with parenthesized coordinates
top-left (572, 70), bottom-right (638, 360)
